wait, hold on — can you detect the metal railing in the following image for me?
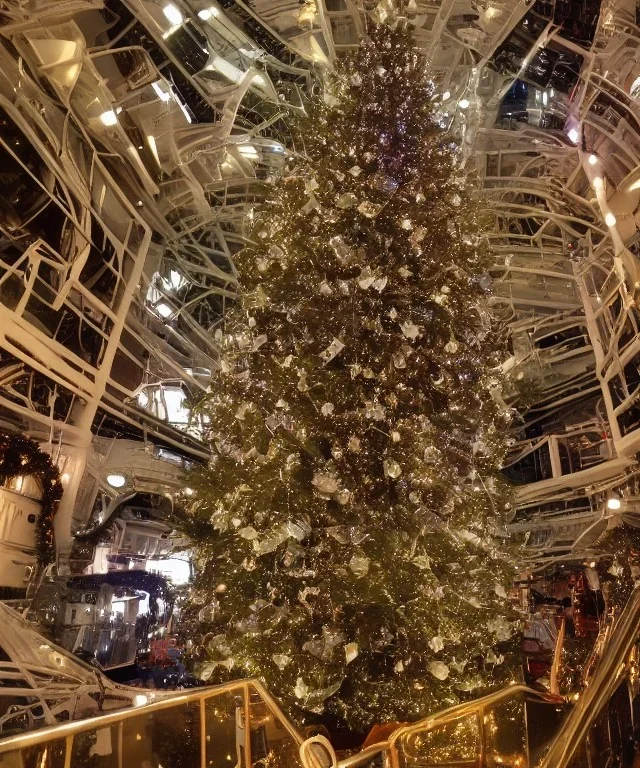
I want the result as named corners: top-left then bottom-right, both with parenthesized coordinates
top-left (0, 677), bottom-right (304, 768)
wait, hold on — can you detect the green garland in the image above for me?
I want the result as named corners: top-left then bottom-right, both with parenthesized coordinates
top-left (0, 430), bottom-right (62, 565)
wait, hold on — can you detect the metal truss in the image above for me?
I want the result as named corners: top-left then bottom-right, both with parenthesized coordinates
top-left (2, 0), bottom-right (640, 577)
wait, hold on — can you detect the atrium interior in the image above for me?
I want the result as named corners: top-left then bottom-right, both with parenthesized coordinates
top-left (1, 0), bottom-right (640, 764)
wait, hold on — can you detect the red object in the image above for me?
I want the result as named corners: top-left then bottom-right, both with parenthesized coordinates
top-left (150, 639), bottom-right (170, 663)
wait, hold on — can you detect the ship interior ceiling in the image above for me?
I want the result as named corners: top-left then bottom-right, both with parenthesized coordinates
top-left (0, 0), bottom-right (639, 684)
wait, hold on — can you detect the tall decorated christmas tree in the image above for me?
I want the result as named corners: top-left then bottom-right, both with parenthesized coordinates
top-left (183, 21), bottom-right (519, 729)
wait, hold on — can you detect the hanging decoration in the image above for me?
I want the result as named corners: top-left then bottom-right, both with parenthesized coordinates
top-left (0, 430), bottom-right (62, 565)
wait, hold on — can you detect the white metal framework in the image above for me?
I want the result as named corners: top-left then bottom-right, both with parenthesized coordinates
top-left (0, 0), bottom-right (640, 576)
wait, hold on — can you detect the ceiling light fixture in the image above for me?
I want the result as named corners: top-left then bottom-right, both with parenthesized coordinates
top-left (458, 98), bottom-right (470, 109)
top-left (605, 211), bottom-right (617, 227)
top-left (155, 302), bottom-right (173, 318)
top-left (198, 7), bottom-right (219, 20)
top-left (100, 110), bottom-right (119, 126)
top-left (588, 154), bottom-right (598, 165)
top-left (567, 128), bottom-right (579, 144)
top-left (607, 493), bottom-right (621, 510)
top-left (106, 474), bottom-right (126, 489)
top-left (163, 3), bottom-right (183, 25)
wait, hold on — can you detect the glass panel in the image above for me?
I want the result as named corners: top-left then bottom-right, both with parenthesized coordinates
top-left (525, 700), bottom-right (567, 765)
top-left (484, 697), bottom-right (526, 768)
top-left (0, 752), bottom-right (23, 767)
top-left (608, 682), bottom-right (634, 767)
top-left (586, 706), bottom-right (611, 767)
top-left (565, 739), bottom-right (589, 768)
top-left (122, 701), bottom-right (200, 768)
top-left (398, 715), bottom-right (480, 766)
top-left (248, 686), bottom-right (301, 768)
top-left (205, 690), bottom-right (243, 768)
top-left (71, 725), bottom-right (118, 767)
top-left (21, 741), bottom-right (66, 768)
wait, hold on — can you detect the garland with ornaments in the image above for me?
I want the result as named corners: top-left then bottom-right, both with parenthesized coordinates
top-left (0, 430), bottom-right (61, 565)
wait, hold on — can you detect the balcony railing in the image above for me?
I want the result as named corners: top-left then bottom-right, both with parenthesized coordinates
top-left (0, 677), bottom-right (304, 768)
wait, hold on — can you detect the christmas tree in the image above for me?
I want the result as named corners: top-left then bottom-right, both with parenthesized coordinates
top-left (183, 22), bottom-right (519, 730)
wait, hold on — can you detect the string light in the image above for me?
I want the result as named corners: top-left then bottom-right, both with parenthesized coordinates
top-left (183, 23), bottom-right (518, 731)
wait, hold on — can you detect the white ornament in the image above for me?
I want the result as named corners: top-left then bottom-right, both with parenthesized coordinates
top-left (383, 459), bottom-right (402, 479)
top-left (494, 584), bottom-right (508, 599)
top-left (372, 276), bottom-right (388, 292)
top-left (335, 489), bottom-right (351, 505)
top-left (320, 337), bottom-right (345, 364)
top-left (444, 339), bottom-right (459, 354)
top-left (294, 678), bottom-right (309, 700)
top-left (321, 402), bottom-right (335, 416)
top-left (401, 321), bottom-right (421, 339)
top-left (312, 472), bottom-right (340, 495)
top-left (336, 193), bottom-right (358, 208)
top-left (319, 280), bottom-right (333, 295)
top-left (429, 636), bottom-right (444, 653)
top-left (345, 642), bottom-right (359, 663)
top-left (357, 268), bottom-right (376, 290)
top-left (428, 661), bottom-right (450, 681)
top-left (349, 165), bottom-right (362, 177)
top-left (349, 555), bottom-right (370, 577)
top-left (272, 654), bottom-right (291, 670)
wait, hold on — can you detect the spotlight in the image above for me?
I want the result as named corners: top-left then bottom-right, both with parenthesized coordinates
top-left (100, 110), bottom-right (118, 126)
top-left (163, 3), bottom-right (183, 25)
top-left (605, 211), bottom-right (617, 227)
top-left (607, 494), bottom-right (621, 510)
top-left (567, 128), bottom-right (579, 144)
top-left (106, 474), bottom-right (126, 489)
top-left (588, 154), bottom-right (598, 166)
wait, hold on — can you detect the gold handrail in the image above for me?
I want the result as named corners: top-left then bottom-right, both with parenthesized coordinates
top-left (335, 684), bottom-right (562, 768)
top-left (539, 585), bottom-right (640, 767)
top-left (550, 616), bottom-right (565, 695)
top-left (0, 676), bottom-right (303, 755)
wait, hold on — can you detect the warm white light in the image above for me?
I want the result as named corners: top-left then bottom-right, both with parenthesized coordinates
top-left (588, 154), bottom-right (598, 166)
top-left (156, 303), bottom-right (173, 318)
top-left (607, 495), bottom-right (621, 510)
top-left (163, 3), bottom-right (183, 25)
top-left (184, 487), bottom-right (194, 496)
top-left (152, 81), bottom-right (171, 103)
top-left (605, 211), bottom-right (617, 227)
top-left (198, 7), bottom-right (218, 19)
top-left (238, 144), bottom-right (259, 159)
top-left (100, 110), bottom-right (118, 126)
top-left (458, 98), bottom-right (470, 109)
top-left (106, 474), bottom-right (126, 489)
top-left (567, 128), bottom-right (579, 144)
top-left (442, 90), bottom-right (451, 100)
top-left (593, 176), bottom-right (603, 189)
top-left (169, 269), bottom-right (183, 289)
top-left (133, 694), bottom-right (149, 707)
